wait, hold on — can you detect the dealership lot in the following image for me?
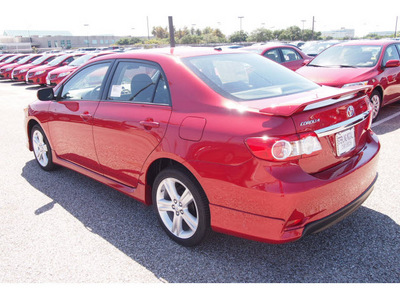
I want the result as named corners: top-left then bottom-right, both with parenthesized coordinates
top-left (0, 80), bottom-right (399, 283)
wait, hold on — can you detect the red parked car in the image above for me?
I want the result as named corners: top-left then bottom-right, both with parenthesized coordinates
top-left (26, 53), bottom-right (84, 85)
top-left (46, 52), bottom-right (113, 86)
top-left (244, 43), bottom-right (311, 70)
top-left (0, 54), bottom-right (41, 79)
top-left (296, 40), bottom-right (400, 120)
top-left (12, 54), bottom-right (59, 82)
top-left (0, 54), bottom-right (29, 69)
top-left (25, 48), bottom-right (379, 246)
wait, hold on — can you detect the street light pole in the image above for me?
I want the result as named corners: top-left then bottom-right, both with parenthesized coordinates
top-left (238, 16), bottom-right (244, 42)
top-left (84, 24), bottom-right (89, 47)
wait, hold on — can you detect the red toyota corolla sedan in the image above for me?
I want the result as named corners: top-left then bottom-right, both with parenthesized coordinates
top-left (0, 54), bottom-right (29, 69)
top-left (24, 48), bottom-right (379, 246)
top-left (12, 54), bottom-right (59, 82)
top-left (0, 54), bottom-right (41, 79)
top-left (296, 40), bottom-right (400, 120)
top-left (244, 43), bottom-right (311, 71)
top-left (46, 52), bottom-right (113, 86)
top-left (26, 53), bottom-right (83, 85)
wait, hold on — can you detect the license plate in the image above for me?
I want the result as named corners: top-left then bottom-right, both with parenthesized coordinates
top-left (336, 127), bottom-right (355, 156)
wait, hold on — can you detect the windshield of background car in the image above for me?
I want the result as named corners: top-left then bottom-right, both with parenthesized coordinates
top-left (182, 53), bottom-right (319, 101)
top-left (3, 56), bottom-right (18, 63)
top-left (69, 54), bottom-right (94, 67)
top-left (48, 55), bottom-right (69, 67)
top-left (32, 55), bottom-right (50, 65)
top-left (310, 45), bottom-right (382, 68)
top-left (17, 55), bottom-right (34, 64)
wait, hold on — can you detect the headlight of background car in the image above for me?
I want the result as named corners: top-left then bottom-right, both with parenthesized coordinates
top-left (19, 69), bottom-right (28, 73)
top-left (59, 72), bottom-right (71, 78)
top-left (342, 81), bottom-right (369, 88)
top-left (35, 70), bottom-right (46, 76)
top-left (6, 68), bottom-right (12, 71)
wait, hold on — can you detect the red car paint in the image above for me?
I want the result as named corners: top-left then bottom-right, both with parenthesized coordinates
top-left (25, 48), bottom-right (379, 245)
top-left (12, 54), bottom-right (60, 82)
top-left (26, 53), bottom-right (84, 85)
top-left (46, 52), bottom-right (113, 86)
top-left (296, 40), bottom-right (400, 120)
top-left (0, 54), bottom-right (29, 69)
top-left (0, 54), bottom-right (41, 79)
top-left (244, 43), bottom-right (311, 70)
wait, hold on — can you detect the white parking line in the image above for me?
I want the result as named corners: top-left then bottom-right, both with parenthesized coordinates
top-left (372, 111), bottom-right (400, 128)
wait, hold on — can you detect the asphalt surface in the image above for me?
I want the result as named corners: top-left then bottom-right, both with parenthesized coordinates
top-left (1, 79), bottom-right (399, 283)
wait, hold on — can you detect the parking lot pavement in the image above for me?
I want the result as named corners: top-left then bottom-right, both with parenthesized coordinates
top-left (1, 80), bottom-right (399, 283)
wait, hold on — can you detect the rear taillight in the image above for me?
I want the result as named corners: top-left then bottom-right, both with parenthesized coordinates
top-left (245, 132), bottom-right (322, 162)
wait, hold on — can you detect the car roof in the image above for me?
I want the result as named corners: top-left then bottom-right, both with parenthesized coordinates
top-left (334, 39), bottom-right (398, 46)
top-left (93, 46), bottom-right (247, 61)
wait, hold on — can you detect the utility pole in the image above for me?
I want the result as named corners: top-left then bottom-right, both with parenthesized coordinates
top-left (147, 16), bottom-right (150, 40)
top-left (238, 16), bottom-right (244, 42)
top-left (395, 16), bottom-right (398, 38)
top-left (168, 16), bottom-right (175, 48)
top-left (311, 16), bottom-right (315, 40)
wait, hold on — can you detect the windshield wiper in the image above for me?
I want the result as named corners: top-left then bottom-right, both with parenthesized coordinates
top-left (338, 65), bottom-right (356, 68)
top-left (307, 64), bottom-right (322, 67)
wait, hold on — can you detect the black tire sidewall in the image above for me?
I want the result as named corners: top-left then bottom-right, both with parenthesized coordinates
top-left (152, 167), bottom-right (210, 247)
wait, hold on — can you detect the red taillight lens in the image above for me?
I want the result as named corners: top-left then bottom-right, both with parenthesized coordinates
top-left (245, 132), bottom-right (322, 162)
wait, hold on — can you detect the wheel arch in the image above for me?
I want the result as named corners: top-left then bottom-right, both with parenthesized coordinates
top-left (144, 157), bottom-right (208, 206)
top-left (26, 119), bottom-right (41, 151)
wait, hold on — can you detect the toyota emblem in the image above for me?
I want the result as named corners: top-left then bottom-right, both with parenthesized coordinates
top-left (347, 106), bottom-right (355, 118)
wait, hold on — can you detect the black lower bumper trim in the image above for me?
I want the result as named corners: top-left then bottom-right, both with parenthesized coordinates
top-left (302, 174), bottom-right (378, 236)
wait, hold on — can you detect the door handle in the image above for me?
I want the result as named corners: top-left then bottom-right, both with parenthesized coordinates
top-left (80, 112), bottom-right (92, 121)
top-left (140, 120), bottom-right (160, 129)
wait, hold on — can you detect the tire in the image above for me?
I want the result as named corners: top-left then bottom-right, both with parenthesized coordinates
top-left (370, 90), bottom-right (382, 121)
top-left (152, 167), bottom-right (211, 247)
top-left (31, 124), bottom-right (56, 171)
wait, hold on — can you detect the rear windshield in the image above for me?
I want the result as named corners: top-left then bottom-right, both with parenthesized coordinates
top-left (182, 53), bottom-right (318, 101)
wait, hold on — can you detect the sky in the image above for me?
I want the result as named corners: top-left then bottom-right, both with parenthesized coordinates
top-left (1, 0), bottom-right (399, 38)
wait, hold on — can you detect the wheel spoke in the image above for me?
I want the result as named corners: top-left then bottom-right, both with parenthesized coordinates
top-left (172, 214), bottom-right (183, 237)
top-left (163, 178), bottom-right (179, 201)
top-left (157, 198), bottom-right (174, 212)
top-left (182, 210), bottom-right (198, 232)
top-left (179, 188), bottom-right (193, 208)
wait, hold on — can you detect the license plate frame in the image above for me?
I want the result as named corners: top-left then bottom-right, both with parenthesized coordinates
top-left (335, 127), bottom-right (356, 156)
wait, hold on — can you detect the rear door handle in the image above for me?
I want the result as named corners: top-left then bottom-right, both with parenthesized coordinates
top-left (140, 120), bottom-right (160, 129)
top-left (80, 112), bottom-right (93, 121)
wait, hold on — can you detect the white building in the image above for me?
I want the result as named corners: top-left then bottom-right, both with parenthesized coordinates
top-left (321, 28), bottom-right (355, 39)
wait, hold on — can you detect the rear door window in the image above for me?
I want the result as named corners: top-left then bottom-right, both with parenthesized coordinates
top-left (106, 61), bottom-right (171, 105)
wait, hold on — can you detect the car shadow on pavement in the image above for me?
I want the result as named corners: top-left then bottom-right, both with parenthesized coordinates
top-left (21, 160), bottom-right (400, 283)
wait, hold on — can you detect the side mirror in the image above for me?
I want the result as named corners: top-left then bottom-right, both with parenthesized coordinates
top-left (37, 87), bottom-right (55, 101)
top-left (384, 59), bottom-right (400, 68)
top-left (302, 59), bottom-right (311, 66)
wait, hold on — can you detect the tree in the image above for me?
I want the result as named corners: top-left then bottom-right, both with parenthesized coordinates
top-left (249, 28), bottom-right (273, 42)
top-left (229, 31), bottom-right (248, 43)
top-left (152, 26), bottom-right (169, 39)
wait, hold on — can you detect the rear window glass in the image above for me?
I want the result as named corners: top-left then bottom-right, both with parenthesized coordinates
top-left (183, 53), bottom-right (318, 101)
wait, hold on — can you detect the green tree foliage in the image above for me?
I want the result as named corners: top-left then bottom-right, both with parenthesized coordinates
top-left (229, 31), bottom-right (248, 43)
top-left (116, 24), bottom-right (325, 46)
top-left (249, 28), bottom-right (273, 42)
top-left (152, 26), bottom-right (169, 39)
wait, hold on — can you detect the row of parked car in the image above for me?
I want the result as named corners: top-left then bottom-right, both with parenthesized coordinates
top-left (0, 51), bottom-right (114, 86)
top-left (2, 38), bottom-right (400, 121)
top-left (243, 39), bottom-right (400, 120)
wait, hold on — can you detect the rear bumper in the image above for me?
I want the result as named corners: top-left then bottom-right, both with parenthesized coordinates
top-left (206, 130), bottom-right (380, 244)
top-left (302, 174), bottom-right (376, 236)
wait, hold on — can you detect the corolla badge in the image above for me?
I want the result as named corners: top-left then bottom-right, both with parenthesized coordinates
top-left (300, 119), bottom-right (320, 126)
top-left (347, 105), bottom-right (355, 118)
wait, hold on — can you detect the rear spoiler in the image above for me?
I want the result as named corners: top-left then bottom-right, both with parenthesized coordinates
top-left (259, 85), bottom-right (372, 117)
